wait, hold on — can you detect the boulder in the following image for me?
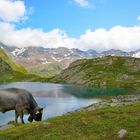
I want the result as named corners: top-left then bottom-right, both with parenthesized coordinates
top-left (118, 129), bottom-right (127, 138)
top-left (0, 124), bottom-right (15, 131)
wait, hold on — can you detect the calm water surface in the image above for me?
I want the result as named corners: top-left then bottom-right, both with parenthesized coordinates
top-left (0, 82), bottom-right (99, 125)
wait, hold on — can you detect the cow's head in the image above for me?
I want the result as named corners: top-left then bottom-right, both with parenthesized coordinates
top-left (28, 107), bottom-right (43, 122)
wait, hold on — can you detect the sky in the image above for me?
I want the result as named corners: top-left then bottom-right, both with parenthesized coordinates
top-left (0, 0), bottom-right (140, 52)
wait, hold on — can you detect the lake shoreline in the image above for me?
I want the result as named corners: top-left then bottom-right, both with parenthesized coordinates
top-left (75, 94), bottom-right (140, 112)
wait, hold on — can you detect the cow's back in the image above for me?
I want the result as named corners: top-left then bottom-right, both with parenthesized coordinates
top-left (0, 88), bottom-right (36, 111)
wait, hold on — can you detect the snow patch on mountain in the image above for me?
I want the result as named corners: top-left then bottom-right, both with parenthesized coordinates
top-left (40, 58), bottom-right (51, 64)
top-left (42, 61), bottom-right (51, 64)
top-left (53, 52), bottom-right (57, 54)
top-left (12, 48), bottom-right (26, 57)
top-left (52, 56), bottom-right (63, 62)
top-left (64, 53), bottom-right (70, 57)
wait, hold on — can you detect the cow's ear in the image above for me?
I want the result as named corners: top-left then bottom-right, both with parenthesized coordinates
top-left (39, 108), bottom-right (43, 113)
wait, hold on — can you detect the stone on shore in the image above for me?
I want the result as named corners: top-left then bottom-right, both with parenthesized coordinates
top-left (118, 129), bottom-right (127, 138)
top-left (0, 124), bottom-right (15, 131)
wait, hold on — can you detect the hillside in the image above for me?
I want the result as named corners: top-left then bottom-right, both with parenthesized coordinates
top-left (29, 63), bottom-right (62, 76)
top-left (0, 48), bottom-right (45, 82)
top-left (50, 56), bottom-right (140, 89)
top-left (0, 48), bottom-right (27, 73)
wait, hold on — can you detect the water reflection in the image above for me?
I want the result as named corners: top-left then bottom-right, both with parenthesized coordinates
top-left (61, 86), bottom-right (128, 98)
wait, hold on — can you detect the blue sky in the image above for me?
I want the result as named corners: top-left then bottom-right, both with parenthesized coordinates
top-left (0, 0), bottom-right (140, 52)
top-left (19, 0), bottom-right (140, 37)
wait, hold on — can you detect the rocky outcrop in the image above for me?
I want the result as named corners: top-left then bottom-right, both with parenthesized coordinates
top-left (0, 124), bottom-right (15, 131)
top-left (78, 94), bottom-right (140, 112)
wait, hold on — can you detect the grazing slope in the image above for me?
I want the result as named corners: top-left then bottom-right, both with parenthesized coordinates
top-left (50, 56), bottom-right (140, 89)
top-left (0, 48), bottom-right (44, 82)
top-left (0, 102), bottom-right (140, 140)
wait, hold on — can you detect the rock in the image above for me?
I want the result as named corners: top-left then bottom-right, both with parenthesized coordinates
top-left (110, 103), bottom-right (117, 107)
top-left (0, 124), bottom-right (15, 131)
top-left (118, 129), bottom-right (127, 138)
top-left (111, 99), bottom-right (118, 103)
top-left (87, 106), bottom-right (96, 111)
top-left (43, 122), bottom-right (51, 125)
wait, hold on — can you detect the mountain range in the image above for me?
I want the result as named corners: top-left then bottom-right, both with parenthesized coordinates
top-left (0, 42), bottom-right (140, 76)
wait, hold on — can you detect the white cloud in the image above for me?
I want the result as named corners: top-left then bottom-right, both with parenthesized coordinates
top-left (74, 0), bottom-right (94, 8)
top-left (0, 0), bottom-right (26, 22)
top-left (0, 0), bottom-right (139, 52)
top-left (0, 22), bottom-right (76, 48)
top-left (77, 26), bottom-right (140, 52)
top-left (0, 22), bottom-right (140, 52)
top-left (137, 15), bottom-right (140, 21)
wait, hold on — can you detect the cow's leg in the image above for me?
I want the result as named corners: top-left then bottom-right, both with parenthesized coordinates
top-left (20, 113), bottom-right (24, 124)
top-left (15, 104), bottom-right (24, 123)
top-left (15, 110), bottom-right (19, 123)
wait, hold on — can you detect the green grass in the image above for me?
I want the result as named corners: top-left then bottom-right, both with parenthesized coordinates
top-left (0, 70), bottom-right (47, 82)
top-left (29, 63), bottom-right (62, 77)
top-left (0, 68), bottom-right (51, 82)
top-left (0, 102), bottom-right (140, 140)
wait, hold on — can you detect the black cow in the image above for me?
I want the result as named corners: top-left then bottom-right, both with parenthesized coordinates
top-left (0, 88), bottom-right (43, 124)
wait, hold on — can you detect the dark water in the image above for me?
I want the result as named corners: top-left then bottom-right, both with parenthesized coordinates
top-left (0, 82), bottom-right (100, 125)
